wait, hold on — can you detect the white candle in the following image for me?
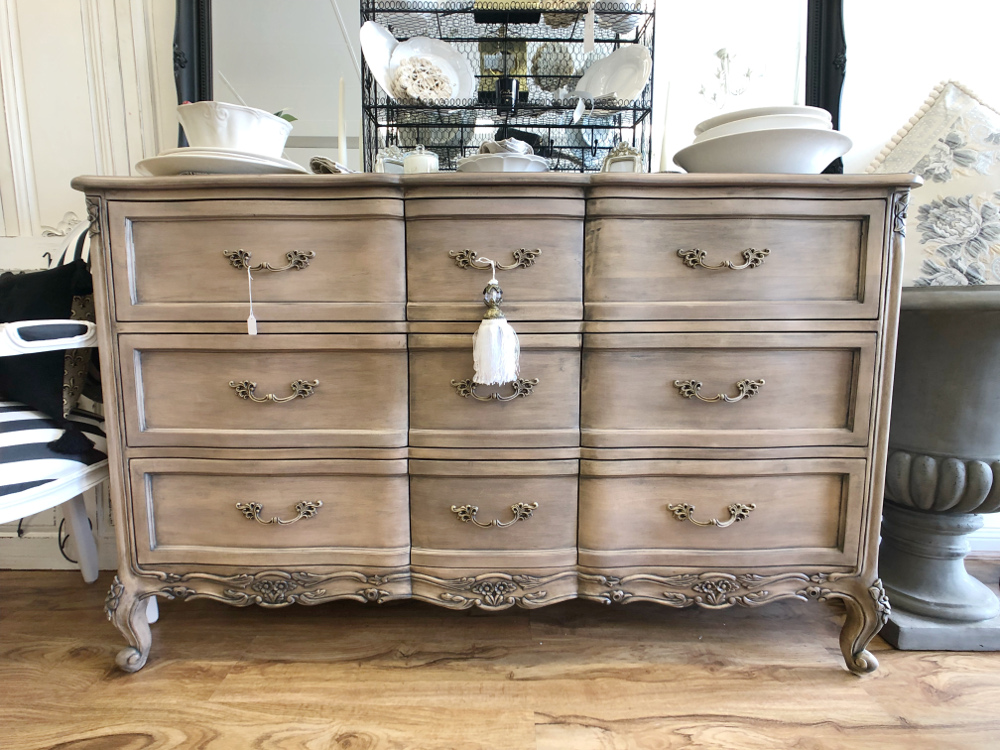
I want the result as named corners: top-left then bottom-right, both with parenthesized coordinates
top-left (658, 81), bottom-right (671, 173)
top-left (338, 76), bottom-right (347, 166)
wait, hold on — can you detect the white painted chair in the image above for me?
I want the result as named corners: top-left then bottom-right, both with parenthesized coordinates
top-left (0, 319), bottom-right (106, 582)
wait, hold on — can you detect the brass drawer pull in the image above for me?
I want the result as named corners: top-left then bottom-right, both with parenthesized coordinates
top-left (451, 377), bottom-right (538, 401)
top-left (224, 249), bottom-right (316, 272)
top-left (674, 378), bottom-right (764, 403)
top-left (451, 502), bottom-right (539, 528)
top-left (236, 500), bottom-right (323, 525)
top-left (449, 248), bottom-right (540, 271)
top-left (668, 502), bottom-right (756, 528)
top-left (230, 379), bottom-right (319, 403)
top-left (677, 247), bottom-right (769, 270)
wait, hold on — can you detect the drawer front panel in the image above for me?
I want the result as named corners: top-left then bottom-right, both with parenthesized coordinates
top-left (581, 332), bottom-right (876, 448)
top-left (585, 198), bottom-right (886, 320)
top-left (120, 334), bottom-right (407, 448)
top-left (409, 459), bottom-right (578, 569)
top-left (408, 334), bottom-right (581, 448)
top-left (108, 200), bottom-right (405, 321)
top-left (579, 458), bottom-right (865, 569)
top-left (406, 197), bottom-right (584, 321)
top-left (130, 457), bottom-right (409, 568)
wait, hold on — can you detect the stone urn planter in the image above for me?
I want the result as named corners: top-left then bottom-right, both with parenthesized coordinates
top-left (879, 286), bottom-right (1000, 649)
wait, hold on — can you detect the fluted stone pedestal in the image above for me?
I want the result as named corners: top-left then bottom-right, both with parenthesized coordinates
top-left (879, 287), bottom-right (1000, 650)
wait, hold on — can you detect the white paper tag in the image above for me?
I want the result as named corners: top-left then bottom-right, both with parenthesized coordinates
top-left (246, 264), bottom-right (258, 335)
top-left (584, 6), bottom-right (595, 53)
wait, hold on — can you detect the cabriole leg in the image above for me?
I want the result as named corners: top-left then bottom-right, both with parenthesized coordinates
top-left (830, 577), bottom-right (891, 674)
top-left (104, 574), bottom-right (153, 672)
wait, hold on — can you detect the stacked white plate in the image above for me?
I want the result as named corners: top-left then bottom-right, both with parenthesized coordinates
top-left (673, 105), bottom-right (851, 174)
top-left (456, 153), bottom-right (549, 173)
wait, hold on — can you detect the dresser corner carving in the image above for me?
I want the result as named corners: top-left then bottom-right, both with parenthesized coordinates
top-left (892, 191), bottom-right (909, 237)
top-left (84, 196), bottom-right (101, 239)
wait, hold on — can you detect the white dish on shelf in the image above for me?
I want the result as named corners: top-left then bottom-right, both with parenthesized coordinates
top-left (693, 105), bottom-right (832, 136)
top-left (575, 45), bottom-right (651, 103)
top-left (673, 128), bottom-right (851, 174)
top-left (360, 21), bottom-right (398, 98)
top-left (456, 152), bottom-right (550, 173)
top-left (136, 147), bottom-right (309, 176)
top-left (693, 113), bottom-right (832, 143)
top-left (389, 36), bottom-right (476, 102)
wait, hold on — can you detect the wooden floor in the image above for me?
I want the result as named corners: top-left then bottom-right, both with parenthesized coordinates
top-left (3, 564), bottom-right (1000, 750)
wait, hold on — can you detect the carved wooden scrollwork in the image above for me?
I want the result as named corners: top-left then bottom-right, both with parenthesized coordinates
top-left (892, 192), bottom-right (909, 237)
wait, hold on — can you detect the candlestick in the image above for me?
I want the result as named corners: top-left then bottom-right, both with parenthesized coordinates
top-left (338, 77), bottom-right (347, 166)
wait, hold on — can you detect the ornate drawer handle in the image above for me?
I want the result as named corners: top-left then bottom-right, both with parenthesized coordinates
top-left (230, 379), bottom-right (319, 403)
top-left (449, 248), bottom-right (540, 270)
top-left (451, 378), bottom-right (538, 401)
top-left (668, 502), bottom-right (756, 528)
top-left (677, 247), bottom-right (769, 270)
top-left (674, 378), bottom-right (764, 403)
top-left (236, 500), bottom-right (323, 525)
top-left (224, 249), bottom-right (316, 272)
top-left (451, 502), bottom-right (539, 528)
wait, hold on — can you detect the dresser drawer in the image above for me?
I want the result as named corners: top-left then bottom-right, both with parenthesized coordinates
top-left (581, 332), bottom-right (876, 448)
top-left (130, 457), bottom-right (409, 568)
top-left (409, 333), bottom-right (581, 448)
top-left (120, 333), bottom-right (407, 448)
top-left (409, 459), bottom-right (578, 569)
top-left (406, 196), bottom-right (584, 321)
top-left (579, 458), bottom-right (866, 569)
top-left (585, 197), bottom-right (887, 320)
top-left (107, 199), bottom-right (405, 321)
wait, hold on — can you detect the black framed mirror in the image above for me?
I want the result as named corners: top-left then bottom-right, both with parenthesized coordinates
top-left (173, 1), bottom-right (846, 170)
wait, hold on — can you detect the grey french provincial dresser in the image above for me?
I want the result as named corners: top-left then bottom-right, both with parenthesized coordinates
top-left (72, 172), bottom-right (919, 673)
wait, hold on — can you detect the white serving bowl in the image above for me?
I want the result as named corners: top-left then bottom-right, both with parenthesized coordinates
top-left (177, 101), bottom-right (292, 158)
top-left (673, 128), bottom-right (852, 174)
top-left (694, 105), bottom-right (831, 136)
top-left (456, 153), bottom-right (549, 173)
top-left (693, 113), bottom-right (832, 144)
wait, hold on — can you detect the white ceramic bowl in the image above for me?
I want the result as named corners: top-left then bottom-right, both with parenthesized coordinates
top-left (177, 101), bottom-right (292, 158)
top-left (693, 105), bottom-right (831, 136)
top-left (456, 153), bottom-right (549, 173)
top-left (693, 113), bottom-right (832, 144)
top-left (673, 128), bottom-right (852, 174)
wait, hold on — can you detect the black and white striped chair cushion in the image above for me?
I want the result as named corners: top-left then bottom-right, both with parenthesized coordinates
top-left (0, 401), bottom-right (108, 524)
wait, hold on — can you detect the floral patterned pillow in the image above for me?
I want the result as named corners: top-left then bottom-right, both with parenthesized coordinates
top-left (868, 80), bottom-right (1000, 286)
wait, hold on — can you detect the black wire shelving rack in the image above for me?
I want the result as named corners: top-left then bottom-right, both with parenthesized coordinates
top-left (360, 2), bottom-right (655, 172)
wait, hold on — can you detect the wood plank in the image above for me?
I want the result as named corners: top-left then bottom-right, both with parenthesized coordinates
top-left (4, 567), bottom-right (1000, 749)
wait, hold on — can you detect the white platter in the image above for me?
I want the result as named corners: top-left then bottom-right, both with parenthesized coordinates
top-left (389, 36), bottom-right (476, 102)
top-left (694, 105), bottom-right (832, 136)
top-left (693, 113), bottom-right (832, 144)
top-left (456, 153), bottom-right (549, 173)
top-left (360, 21), bottom-right (398, 99)
top-left (136, 148), bottom-right (309, 176)
top-left (673, 128), bottom-right (852, 174)
top-left (576, 45), bottom-right (652, 102)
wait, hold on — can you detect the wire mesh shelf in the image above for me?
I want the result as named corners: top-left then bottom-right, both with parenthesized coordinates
top-left (361, 1), bottom-right (655, 172)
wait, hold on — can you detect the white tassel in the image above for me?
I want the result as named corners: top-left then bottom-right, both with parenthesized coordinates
top-left (471, 259), bottom-right (520, 385)
top-left (473, 316), bottom-right (520, 385)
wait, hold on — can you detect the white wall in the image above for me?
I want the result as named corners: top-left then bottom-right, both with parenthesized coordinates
top-left (0, 0), bottom-right (174, 571)
top-left (841, 0), bottom-right (1000, 173)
